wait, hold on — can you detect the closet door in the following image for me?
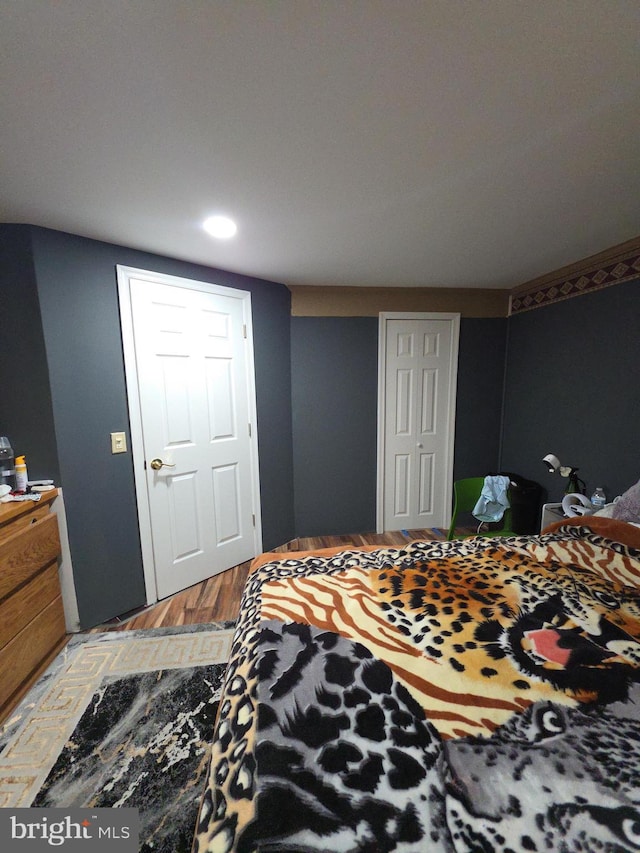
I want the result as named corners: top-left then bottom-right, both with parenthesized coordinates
top-left (378, 313), bottom-right (459, 531)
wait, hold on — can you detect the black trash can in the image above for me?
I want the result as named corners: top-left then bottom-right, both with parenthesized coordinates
top-left (501, 472), bottom-right (543, 534)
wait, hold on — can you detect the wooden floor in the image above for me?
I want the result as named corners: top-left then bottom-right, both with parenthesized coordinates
top-left (90, 527), bottom-right (453, 633)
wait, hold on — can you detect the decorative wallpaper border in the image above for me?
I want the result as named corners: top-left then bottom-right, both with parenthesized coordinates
top-left (509, 237), bottom-right (640, 315)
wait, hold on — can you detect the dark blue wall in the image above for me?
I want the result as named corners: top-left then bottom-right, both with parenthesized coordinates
top-left (2, 225), bottom-right (294, 628)
top-left (500, 278), bottom-right (639, 505)
top-left (291, 316), bottom-right (507, 536)
top-left (291, 318), bottom-right (379, 536)
top-left (0, 226), bottom-right (59, 481)
top-left (4, 218), bottom-right (636, 625)
top-left (453, 318), bottom-right (507, 481)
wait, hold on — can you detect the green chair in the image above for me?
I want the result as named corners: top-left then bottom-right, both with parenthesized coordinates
top-left (447, 476), bottom-right (515, 540)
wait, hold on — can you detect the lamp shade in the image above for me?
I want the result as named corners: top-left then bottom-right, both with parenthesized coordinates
top-left (543, 453), bottom-right (561, 472)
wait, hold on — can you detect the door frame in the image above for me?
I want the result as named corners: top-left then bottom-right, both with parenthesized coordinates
top-left (376, 312), bottom-right (460, 533)
top-left (117, 265), bottom-right (263, 605)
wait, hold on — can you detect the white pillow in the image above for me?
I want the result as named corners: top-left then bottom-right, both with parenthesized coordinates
top-left (593, 503), bottom-right (616, 518)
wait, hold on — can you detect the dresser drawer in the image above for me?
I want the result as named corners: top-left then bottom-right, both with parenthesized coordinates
top-left (0, 563), bottom-right (62, 651)
top-left (0, 513), bottom-right (60, 601)
top-left (0, 504), bottom-right (52, 546)
top-left (0, 594), bottom-right (66, 711)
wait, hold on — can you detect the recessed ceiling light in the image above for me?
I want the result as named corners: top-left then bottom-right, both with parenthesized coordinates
top-left (203, 215), bottom-right (237, 240)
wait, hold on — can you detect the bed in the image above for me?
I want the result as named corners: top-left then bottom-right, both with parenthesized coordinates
top-left (194, 515), bottom-right (640, 853)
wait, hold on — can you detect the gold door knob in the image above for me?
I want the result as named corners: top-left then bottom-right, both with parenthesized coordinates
top-left (150, 458), bottom-right (175, 470)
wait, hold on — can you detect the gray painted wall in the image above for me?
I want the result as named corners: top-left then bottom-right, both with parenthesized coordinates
top-left (1, 225), bottom-right (294, 629)
top-left (3, 219), bottom-right (636, 626)
top-left (291, 318), bottom-right (379, 536)
top-left (453, 318), bottom-right (507, 482)
top-left (500, 277), bottom-right (639, 506)
top-left (0, 226), bottom-right (59, 481)
top-left (291, 316), bottom-right (507, 536)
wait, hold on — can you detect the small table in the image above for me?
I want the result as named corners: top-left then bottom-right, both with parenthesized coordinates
top-left (540, 502), bottom-right (565, 531)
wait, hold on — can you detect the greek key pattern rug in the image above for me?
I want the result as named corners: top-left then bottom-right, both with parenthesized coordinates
top-left (0, 624), bottom-right (234, 852)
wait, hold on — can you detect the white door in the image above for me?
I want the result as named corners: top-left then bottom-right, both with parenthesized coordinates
top-left (377, 313), bottom-right (459, 532)
top-left (118, 267), bottom-right (262, 602)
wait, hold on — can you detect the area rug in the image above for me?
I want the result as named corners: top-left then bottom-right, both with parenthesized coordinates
top-left (0, 623), bottom-right (235, 852)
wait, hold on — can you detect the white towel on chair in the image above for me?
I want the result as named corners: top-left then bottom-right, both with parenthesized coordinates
top-left (472, 475), bottom-right (511, 523)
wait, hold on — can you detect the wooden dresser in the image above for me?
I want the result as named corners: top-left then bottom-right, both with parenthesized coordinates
top-left (0, 491), bottom-right (66, 721)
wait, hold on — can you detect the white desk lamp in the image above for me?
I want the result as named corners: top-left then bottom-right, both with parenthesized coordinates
top-left (542, 453), bottom-right (585, 494)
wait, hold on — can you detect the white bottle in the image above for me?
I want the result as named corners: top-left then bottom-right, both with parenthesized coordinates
top-left (14, 455), bottom-right (28, 493)
top-left (590, 487), bottom-right (606, 511)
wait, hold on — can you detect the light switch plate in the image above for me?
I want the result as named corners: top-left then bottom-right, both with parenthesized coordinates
top-left (110, 431), bottom-right (127, 454)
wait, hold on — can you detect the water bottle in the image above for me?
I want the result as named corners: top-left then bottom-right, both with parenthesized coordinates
top-left (590, 487), bottom-right (606, 511)
top-left (0, 436), bottom-right (15, 491)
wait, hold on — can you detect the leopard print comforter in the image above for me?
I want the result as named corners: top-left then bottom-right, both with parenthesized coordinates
top-left (194, 518), bottom-right (640, 853)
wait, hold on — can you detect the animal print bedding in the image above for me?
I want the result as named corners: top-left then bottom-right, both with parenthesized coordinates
top-left (194, 517), bottom-right (640, 853)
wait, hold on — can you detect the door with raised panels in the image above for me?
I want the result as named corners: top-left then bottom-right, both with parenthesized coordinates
top-left (378, 313), bottom-right (459, 532)
top-left (119, 267), bottom-right (261, 601)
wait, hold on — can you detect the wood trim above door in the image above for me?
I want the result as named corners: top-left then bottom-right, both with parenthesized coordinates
top-left (290, 285), bottom-right (509, 318)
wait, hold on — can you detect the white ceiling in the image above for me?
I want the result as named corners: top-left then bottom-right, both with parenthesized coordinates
top-left (1, 1), bottom-right (638, 289)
